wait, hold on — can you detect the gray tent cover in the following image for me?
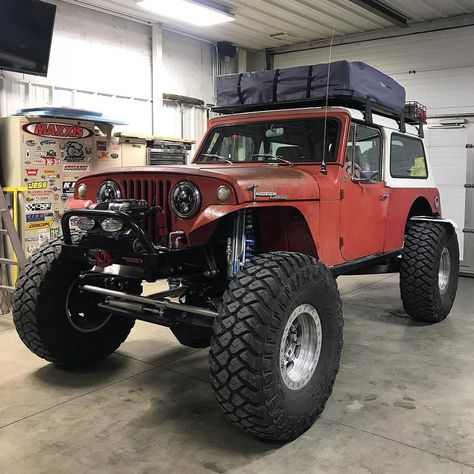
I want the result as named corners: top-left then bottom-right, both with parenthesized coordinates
top-left (216, 61), bottom-right (406, 113)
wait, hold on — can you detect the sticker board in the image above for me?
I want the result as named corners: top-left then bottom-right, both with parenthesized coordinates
top-left (21, 119), bottom-right (95, 255)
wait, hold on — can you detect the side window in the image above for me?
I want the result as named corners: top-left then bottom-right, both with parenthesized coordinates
top-left (390, 135), bottom-right (428, 178)
top-left (346, 123), bottom-right (381, 182)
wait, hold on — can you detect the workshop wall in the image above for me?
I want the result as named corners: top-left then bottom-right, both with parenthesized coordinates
top-left (0, 0), bottom-right (215, 145)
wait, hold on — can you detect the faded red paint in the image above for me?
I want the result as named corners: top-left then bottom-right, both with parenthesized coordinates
top-left (70, 108), bottom-right (440, 267)
top-left (384, 188), bottom-right (439, 253)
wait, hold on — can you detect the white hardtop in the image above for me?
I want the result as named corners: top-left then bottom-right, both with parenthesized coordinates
top-left (344, 108), bottom-right (420, 136)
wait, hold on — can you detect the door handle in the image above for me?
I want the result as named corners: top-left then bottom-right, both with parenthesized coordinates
top-left (380, 193), bottom-right (389, 201)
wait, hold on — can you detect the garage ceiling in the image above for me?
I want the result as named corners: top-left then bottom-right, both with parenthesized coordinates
top-left (63, 0), bottom-right (474, 50)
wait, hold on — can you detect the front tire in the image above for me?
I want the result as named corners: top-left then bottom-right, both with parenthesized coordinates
top-left (209, 252), bottom-right (343, 441)
top-left (13, 239), bottom-right (135, 367)
top-left (400, 222), bottom-right (459, 323)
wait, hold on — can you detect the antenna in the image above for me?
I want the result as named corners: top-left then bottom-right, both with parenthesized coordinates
top-left (320, 27), bottom-right (336, 175)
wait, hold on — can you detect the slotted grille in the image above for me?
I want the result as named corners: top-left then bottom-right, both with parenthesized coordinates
top-left (121, 178), bottom-right (172, 244)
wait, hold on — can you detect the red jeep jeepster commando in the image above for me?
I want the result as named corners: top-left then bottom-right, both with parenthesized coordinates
top-left (13, 62), bottom-right (459, 441)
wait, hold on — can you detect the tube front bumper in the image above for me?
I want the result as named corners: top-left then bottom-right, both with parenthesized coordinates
top-left (60, 209), bottom-right (217, 280)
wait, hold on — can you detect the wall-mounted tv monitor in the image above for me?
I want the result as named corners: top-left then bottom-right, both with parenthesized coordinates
top-left (0, 0), bottom-right (57, 77)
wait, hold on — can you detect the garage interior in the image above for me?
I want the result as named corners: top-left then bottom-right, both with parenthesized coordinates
top-left (1, 0), bottom-right (474, 472)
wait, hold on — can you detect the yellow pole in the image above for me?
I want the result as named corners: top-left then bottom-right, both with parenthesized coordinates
top-left (2, 187), bottom-right (26, 282)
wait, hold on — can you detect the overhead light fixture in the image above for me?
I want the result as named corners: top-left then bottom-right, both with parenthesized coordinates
top-left (137, 0), bottom-right (235, 27)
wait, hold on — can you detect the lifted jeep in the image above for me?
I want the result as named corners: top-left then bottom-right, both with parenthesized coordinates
top-left (13, 65), bottom-right (459, 442)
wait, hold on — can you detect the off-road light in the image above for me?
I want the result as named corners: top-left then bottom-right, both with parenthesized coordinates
top-left (97, 181), bottom-right (121, 202)
top-left (217, 185), bottom-right (231, 202)
top-left (101, 218), bottom-right (124, 233)
top-left (77, 183), bottom-right (87, 199)
top-left (76, 217), bottom-right (95, 231)
top-left (171, 181), bottom-right (201, 218)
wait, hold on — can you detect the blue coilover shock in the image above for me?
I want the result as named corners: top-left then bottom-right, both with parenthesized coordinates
top-left (244, 209), bottom-right (256, 264)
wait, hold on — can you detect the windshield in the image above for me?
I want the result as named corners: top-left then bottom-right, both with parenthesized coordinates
top-left (196, 118), bottom-right (340, 164)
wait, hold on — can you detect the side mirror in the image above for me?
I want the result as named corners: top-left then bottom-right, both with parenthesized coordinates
top-left (352, 175), bottom-right (371, 184)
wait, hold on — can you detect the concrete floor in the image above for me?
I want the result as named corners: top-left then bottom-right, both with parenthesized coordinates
top-left (0, 273), bottom-right (473, 473)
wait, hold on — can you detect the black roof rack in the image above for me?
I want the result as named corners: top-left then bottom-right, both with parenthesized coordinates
top-left (212, 97), bottom-right (426, 138)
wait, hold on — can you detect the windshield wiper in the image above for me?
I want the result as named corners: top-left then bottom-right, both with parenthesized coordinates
top-left (201, 153), bottom-right (234, 165)
top-left (251, 154), bottom-right (293, 166)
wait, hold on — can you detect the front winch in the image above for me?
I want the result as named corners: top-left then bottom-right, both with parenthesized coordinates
top-left (92, 199), bottom-right (151, 223)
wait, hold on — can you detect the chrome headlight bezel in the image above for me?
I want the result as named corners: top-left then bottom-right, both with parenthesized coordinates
top-left (97, 180), bottom-right (122, 202)
top-left (171, 181), bottom-right (201, 219)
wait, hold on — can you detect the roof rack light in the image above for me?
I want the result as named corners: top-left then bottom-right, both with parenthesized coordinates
top-left (404, 101), bottom-right (427, 123)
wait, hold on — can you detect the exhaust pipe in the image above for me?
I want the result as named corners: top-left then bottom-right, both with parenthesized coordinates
top-left (80, 284), bottom-right (219, 318)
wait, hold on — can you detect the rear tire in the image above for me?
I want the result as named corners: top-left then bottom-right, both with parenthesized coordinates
top-left (209, 252), bottom-right (343, 441)
top-left (400, 222), bottom-right (459, 323)
top-left (13, 239), bottom-right (135, 367)
top-left (170, 292), bottom-right (213, 348)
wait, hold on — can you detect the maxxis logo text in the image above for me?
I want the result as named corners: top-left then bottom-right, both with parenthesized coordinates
top-left (23, 122), bottom-right (93, 139)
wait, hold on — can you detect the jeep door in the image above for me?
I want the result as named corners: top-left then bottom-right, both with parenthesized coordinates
top-left (340, 123), bottom-right (388, 260)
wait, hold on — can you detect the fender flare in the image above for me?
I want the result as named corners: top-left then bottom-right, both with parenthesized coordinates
top-left (189, 202), bottom-right (320, 256)
top-left (410, 216), bottom-right (458, 231)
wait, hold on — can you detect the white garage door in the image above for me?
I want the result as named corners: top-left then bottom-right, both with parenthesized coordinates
top-left (273, 26), bottom-right (474, 115)
top-left (425, 121), bottom-right (472, 261)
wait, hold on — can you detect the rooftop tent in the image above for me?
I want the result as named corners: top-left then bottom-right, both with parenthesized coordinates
top-left (214, 61), bottom-right (406, 116)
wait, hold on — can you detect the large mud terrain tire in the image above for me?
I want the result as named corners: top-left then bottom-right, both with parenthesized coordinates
top-left (400, 222), bottom-right (459, 323)
top-left (13, 239), bottom-right (135, 367)
top-left (209, 252), bottom-right (343, 441)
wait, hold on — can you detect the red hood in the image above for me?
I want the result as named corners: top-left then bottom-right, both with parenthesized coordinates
top-left (86, 164), bottom-right (320, 202)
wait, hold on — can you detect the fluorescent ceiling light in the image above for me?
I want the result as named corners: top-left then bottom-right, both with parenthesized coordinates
top-left (137, 0), bottom-right (235, 27)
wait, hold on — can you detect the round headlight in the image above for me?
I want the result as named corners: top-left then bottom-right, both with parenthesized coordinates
top-left (77, 183), bottom-right (87, 199)
top-left (97, 180), bottom-right (121, 202)
top-left (217, 185), bottom-right (231, 202)
top-left (171, 181), bottom-right (201, 218)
